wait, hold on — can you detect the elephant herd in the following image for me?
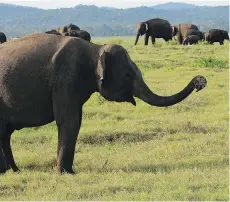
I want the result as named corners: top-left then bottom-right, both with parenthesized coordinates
top-left (135, 18), bottom-right (229, 45)
top-left (1, 19), bottom-right (228, 46)
top-left (0, 23), bottom-right (91, 44)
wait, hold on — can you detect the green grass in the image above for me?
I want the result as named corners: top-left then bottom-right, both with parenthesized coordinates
top-left (0, 37), bottom-right (229, 201)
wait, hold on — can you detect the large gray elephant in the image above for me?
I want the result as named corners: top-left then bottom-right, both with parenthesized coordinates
top-left (135, 18), bottom-right (173, 45)
top-left (0, 34), bottom-right (207, 174)
top-left (172, 24), bottom-right (199, 44)
top-left (0, 32), bottom-right (7, 44)
top-left (205, 29), bottom-right (229, 45)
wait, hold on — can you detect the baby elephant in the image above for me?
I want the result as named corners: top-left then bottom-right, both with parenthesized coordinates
top-left (183, 35), bottom-right (200, 45)
top-left (64, 30), bottom-right (91, 42)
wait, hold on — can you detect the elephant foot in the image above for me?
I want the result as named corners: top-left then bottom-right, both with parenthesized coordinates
top-left (57, 166), bottom-right (75, 175)
top-left (12, 166), bottom-right (20, 172)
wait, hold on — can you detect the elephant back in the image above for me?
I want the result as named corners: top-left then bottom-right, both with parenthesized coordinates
top-left (146, 18), bottom-right (172, 39)
top-left (184, 29), bottom-right (202, 38)
top-left (178, 24), bottom-right (199, 37)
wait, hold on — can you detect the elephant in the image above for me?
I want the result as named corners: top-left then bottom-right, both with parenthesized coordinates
top-left (45, 30), bottom-right (62, 35)
top-left (172, 24), bottom-right (199, 44)
top-left (63, 30), bottom-right (91, 42)
top-left (56, 23), bottom-right (80, 34)
top-left (134, 18), bottom-right (173, 45)
top-left (183, 35), bottom-right (201, 45)
top-left (0, 32), bottom-right (7, 44)
top-left (184, 29), bottom-right (204, 41)
top-left (205, 29), bottom-right (229, 45)
top-left (0, 33), bottom-right (207, 174)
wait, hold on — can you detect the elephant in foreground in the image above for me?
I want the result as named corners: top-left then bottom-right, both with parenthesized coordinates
top-left (205, 29), bottom-right (229, 45)
top-left (183, 35), bottom-right (200, 45)
top-left (0, 34), bottom-right (207, 174)
top-left (56, 23), bottom-right (80, 34)
top-left (63, 30), bottom-right (91, 42)
top-left (172, 24), bottom-right (199, 44)
top-left (135, 18), bottom-right (173, 45)
top-left (0, 32), bottom-right (7, 44)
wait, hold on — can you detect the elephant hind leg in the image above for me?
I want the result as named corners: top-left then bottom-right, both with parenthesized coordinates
top-left (2, 125), bottom-right (19, 172)
top-left (0, 122), bottom-right (8, 173)
top-left (151, 36), bottom-right (155, 45)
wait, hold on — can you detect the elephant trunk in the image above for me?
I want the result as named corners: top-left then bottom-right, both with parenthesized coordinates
top-left (133, 75), bottom-right (207, 107)
top-left (135, 31), bottom-right (140, 45)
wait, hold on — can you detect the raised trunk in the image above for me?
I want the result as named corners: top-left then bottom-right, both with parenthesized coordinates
top-left (133, 76), bottom-right (206, 107)
top-left (134, 31), bottom-right (140, 45)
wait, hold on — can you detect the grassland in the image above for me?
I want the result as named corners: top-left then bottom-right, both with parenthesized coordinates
top-left (0, 37), bottom-right (229, 201)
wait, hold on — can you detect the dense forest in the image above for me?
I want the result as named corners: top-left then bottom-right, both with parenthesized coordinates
top-left (0, 2), bottom-right (229, 37)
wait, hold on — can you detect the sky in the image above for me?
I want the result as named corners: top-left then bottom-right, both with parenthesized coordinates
top-left (0, 0), bottom-right (229, 9)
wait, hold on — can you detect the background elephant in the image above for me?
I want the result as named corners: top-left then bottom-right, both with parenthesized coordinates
top-left (135, 18), bottom-right (173, 45)
top-left (183, 35), bottom-right (200, 45)
top-left (56, 23), bottom-right (80, 34)
top-left (205, 29), bottom-right (229, 45)
top-left (184, 29), bottom-right (204, 40)
top-left (0, 32), bottom-right (7, 44)
top-left (0, 34), bottom-right (206, 174)
top-left (45, 30), bottom-right (62, 35)
top-left (172, 24), bottom-right (199, 44)
top-left (64, 30), bottom-right (91, 42)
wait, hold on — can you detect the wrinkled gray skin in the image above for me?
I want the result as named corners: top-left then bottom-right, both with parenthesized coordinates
top-left (183, 35), bottom-right (201, 45)
top-left (135, 18), bottom-right (173, 45)
top-left (205, 29), bottom-right (229, 45)
top-left (172, 24), bottom-right (199, 44)
top-left (0, 34), bottom-right (207, 174)
top-left (64, 30), bottom-right (91, 42)
top-left (0, 32), bottom-right (7, 44)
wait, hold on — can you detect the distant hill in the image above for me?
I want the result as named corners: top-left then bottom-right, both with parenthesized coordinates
top-left (152, 2), bottom-right (198, 10)
top-left (0, 3), bottom-right (228, 37)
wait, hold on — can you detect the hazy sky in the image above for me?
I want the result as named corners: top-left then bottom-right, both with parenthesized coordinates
top-left (0, 0), bottom-right (229, 9)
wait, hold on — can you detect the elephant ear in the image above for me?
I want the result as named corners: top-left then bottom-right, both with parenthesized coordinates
top-left (97, 49), bottom-right (107, 83)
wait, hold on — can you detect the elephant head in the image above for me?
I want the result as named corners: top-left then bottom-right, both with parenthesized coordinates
top-left (222, 30), bottom-right (229, 40)
top-left (134, 22), bottom-right (149, 45)
top-left (66, 23), bottom-right (80, 32)
top-left (97, 44), bottom-right (207, 106)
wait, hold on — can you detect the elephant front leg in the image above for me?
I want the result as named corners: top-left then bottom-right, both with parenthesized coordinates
top-left (144, 34), bottom-right (149, 45)
top-left (56, 107), bottom-right (82, 174)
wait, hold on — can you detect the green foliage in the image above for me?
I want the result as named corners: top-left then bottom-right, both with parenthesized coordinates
top-left (0, 37), bottom-right (228, 201)
top-left (197, 57), bottom-right (228, 69)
